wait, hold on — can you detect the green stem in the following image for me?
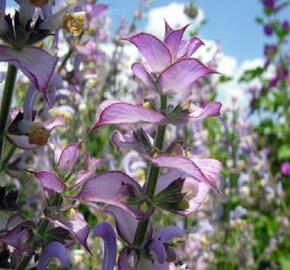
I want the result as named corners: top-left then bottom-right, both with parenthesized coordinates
top-left (0, 144), bottom-right (16, 171)
top-left (133, 95), bottom-right (167, 246)
top-left (0, 64), bottom-right (17, 160)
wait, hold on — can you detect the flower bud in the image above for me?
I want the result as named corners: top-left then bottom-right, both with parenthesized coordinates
top-left (65, 208), bottom-right (77, 220)
top-left (143, 100), bottom-right (154, 110)
top-left (63, 12), bottom-right (85, 36)
top-left (139, 200), bottom-right (150, 212)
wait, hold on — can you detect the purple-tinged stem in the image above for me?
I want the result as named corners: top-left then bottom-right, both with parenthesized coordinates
top-left (133, 95), bottom-right (167, 246)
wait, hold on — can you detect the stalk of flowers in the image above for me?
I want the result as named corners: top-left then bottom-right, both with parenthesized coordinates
top-left (73, 21), bottom-right (222, 269)
top-left (246, 0), bottom-right (290, 180)
top-left (0, 0), bottom-right (89, 168)
top-left (0, 140), bottom-right (115, 269)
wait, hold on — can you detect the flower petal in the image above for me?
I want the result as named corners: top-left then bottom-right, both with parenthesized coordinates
top-left (34, 171), bottom-right (66, 193)
top-left (74, 171), bottom-right (146, 219)
top-left (149, 239), bottom-right (166, 264)
top-left (156, 171), bottom-right (211, 215)
top-left (58, 141), bottom-right (82, 173)
top-left (0, 221), bottom-right (32, 254)
top-left (132, 63), bottom-right (155, 90)
top-left (126, 33), bottom-right (171, 73)
top-left (157, 58), bottom-right (216, 95)
top-left (37, 242), bottom-right (70, 270)
top-left (171, 101), bottom-right (222, 124)
top-left (104, 205), bottom-right (138, 244)
top-left (93, 223), bottom-right (116, 270)
top-left (154, 226), bottom-right (184, 242)
top-left (164, 25), bottom-right (188, 61)
top-left (54, 212), bottom-right (90, 253)
top-left (0, 45), bottom-right (58, 93)
top-left (92, 101), bottom-right (166, 129)
top-left (177, 37), bottom-right (204, 59)
top-left (150, 155), bottom-right (221, 191)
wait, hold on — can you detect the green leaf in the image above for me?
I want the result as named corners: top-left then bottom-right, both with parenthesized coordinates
top-left (278, 145), bottom-right (290, 160)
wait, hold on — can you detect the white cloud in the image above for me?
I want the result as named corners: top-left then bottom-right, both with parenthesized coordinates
top-left (144, 3), bottom-right (268, 111)
top-left (145, 2), bottom-right (204, 38)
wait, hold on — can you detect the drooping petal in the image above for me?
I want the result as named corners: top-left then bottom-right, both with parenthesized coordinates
top-left (183, 180), bottom-right (211, 214)
top-left (93, 223), bottom-right (116, 270)
top-left (157, 58), bottom-right (216, 96)
top-left (149, 155), bottom-right (221, 191)
top-left (54, 212), bottom-right (90, 253)
top-left (104, 205), bottom-right (138, 244)
top-left (34, 171), bottom-right (66, 193)
top-left (191, 158), bottom-right (222, 190)
top-left (170, 101), bottom-right (222, 125)
top-left (74, 171), bottom-right (146, 219)
top-left (154, 226), bottom-right (184, 242)
top-left (164, 25), bottom-right (188, 61)
top-left (0, 45), bottom-right (58, 93)
top-left (132, 63), bottom-right (155, 90)
top-left (149, 239), bottom-right (166, 264)
top-left (58, 141), bottom-right (82, 173)
top-left (126, 33), bottom-right (171, 73)
top-left (92, 100), bottom-right (166, 129)
top-left (177, 37), bottom-right (204, 59)
top-left (37, 242), bottom-right (70, 270)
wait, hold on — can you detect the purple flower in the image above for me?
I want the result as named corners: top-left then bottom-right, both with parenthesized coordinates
top-left (0, 1), bottom-right (64, 95)
top-left (92, 99), bottom-right (221, 129)
top-left (263, 24), bottom-right (273, 36)
top-left (150, 155), bottom-right (222, 193)
top-left (105, 205), bottom-right (184, 269)
top-left (74, 171), bottom-right (152, 219)
top-left (282, 20), bottom-right (290, 31)
top-left (281, 162), bottom-right (290, 177)
top-left (263, 0), bottom-right (275, 9)
top-left (0, 214), bottom-right (33, 254)
top-left (126, 21), bottom-right (217, 96)
top-left (7, 90), bottom-right (65, 150)
top-left (92, 100), bottom-right (166, 129)
top-left (37, 241), bottom-right (70, 270)
top-left (33, 141), bottom-right (85, 192)
top-left (92, 223), bottom-right (117, 270)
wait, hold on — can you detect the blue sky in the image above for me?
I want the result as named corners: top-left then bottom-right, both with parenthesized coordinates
top-left (5, 0), bottom-right (278, 62)
top-left (100, 0), bottom-right (266, 62)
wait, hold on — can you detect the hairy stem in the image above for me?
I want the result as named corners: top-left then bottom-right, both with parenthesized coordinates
top-left (0, 64), bottom-right (17, 160)
top-left (133, 95), bottom-right (167, 246)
